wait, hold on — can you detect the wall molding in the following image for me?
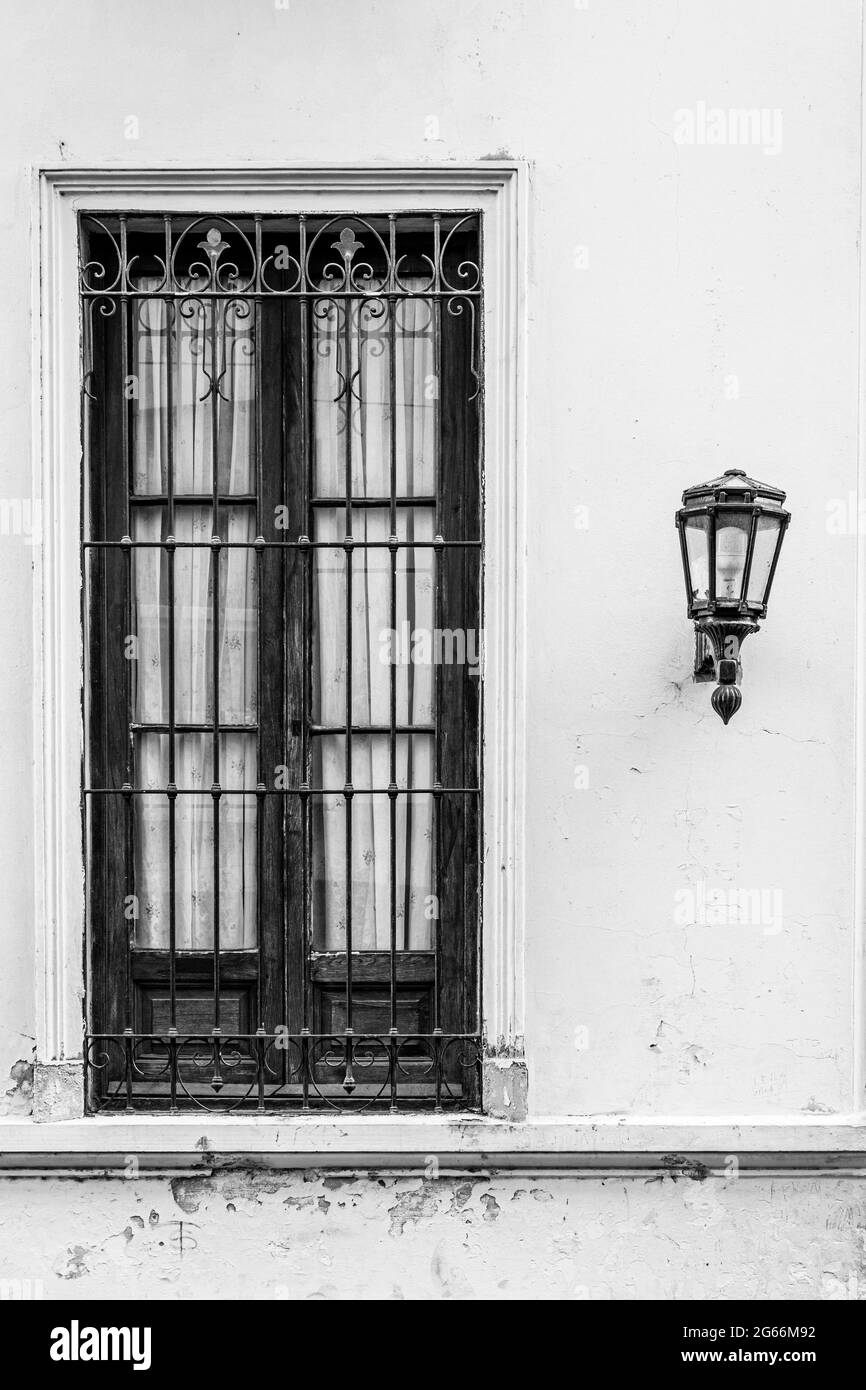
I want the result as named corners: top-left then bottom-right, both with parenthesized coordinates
top-left (31, 164), bottom-right (529, 1123)
top-left (2, 1115), bottom-right (866, 1173)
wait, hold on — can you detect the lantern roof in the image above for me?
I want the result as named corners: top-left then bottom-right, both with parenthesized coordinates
top-left (680, 468), bottom-right (787, 508)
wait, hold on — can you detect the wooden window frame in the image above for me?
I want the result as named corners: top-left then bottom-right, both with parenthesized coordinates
top-left (83, 210), bottom-right (482, 1110)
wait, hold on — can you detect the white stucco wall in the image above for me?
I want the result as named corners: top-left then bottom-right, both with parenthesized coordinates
top-left (0, 0), bottom-right (864, 1298)
top-left (2, 1170), bottom-right (866, 1301)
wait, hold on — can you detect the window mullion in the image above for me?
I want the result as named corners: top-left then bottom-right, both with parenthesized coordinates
top-left (120, 212), bottom-right (135, 1104)
top-left (209, 284), bottom-right (222, 1043)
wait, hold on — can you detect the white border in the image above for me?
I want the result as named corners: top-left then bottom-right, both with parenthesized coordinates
top-left (32, 165), bottom-right (529, 1121)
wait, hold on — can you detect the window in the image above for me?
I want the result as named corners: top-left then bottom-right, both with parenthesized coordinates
top-left (82, 211), bottom-right (482, 1111)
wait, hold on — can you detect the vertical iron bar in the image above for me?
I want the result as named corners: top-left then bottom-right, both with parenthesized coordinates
top-left (343, 245), bottom-right (354, 1047)
top-left (123, 1028), bottom-right (134, 1111)
top-left (400, 219), bottom-right (417, 967)
top-left (432, 215), bottom-right (443, 1047)
top-left (168, 1029), bottom-right (178, 1111)
top-left (280, 254), bottom-right (290, 1087)
top-left (210, 281), bottom-right (222, 1038)
top-left (164, 216), bottom-right (177, 1039)
top-left (256, 1026), bottom-right (266, 1111)
top-left (400, 226), bottom-right (417, 966)
top-left (431, 215), bottom-right (444, 1106)
top-left (301, 1028), bottom-right (310, 1109)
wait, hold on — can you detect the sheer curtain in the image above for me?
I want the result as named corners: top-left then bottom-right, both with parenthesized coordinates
top-left (132, 285), bottom-right (258, 950)
top-left (312, 289), bottom-right (436, 951)
top-left (128, 280), bottom-right (435, 955)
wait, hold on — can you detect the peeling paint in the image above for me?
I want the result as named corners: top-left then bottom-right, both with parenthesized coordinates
top-left (388, 1184), bottom-right (442, 1237)
top-left (1, 1057), bottom-right (33, 1116)
top-left (660, 1155), bottom-right (712, 1182)
top-left (0, 1172), bottom-right (856, 1300)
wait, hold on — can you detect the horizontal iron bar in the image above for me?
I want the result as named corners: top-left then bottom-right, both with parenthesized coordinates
top-left (83, 538), bottom-right (480, 549)
top-left (128, 493), bottom-right (258, 506)
top-left (125, 495), bottom-right (437, 508)
top-left (84, 785), bottom-right (480, 796)
top-left (128, 948), bottom-right (433, 959)
top-left (80, 289), bottom-right (482, 299)
top-left (131, 722), bottom-right (257, 733)
top-left (310, 496), bottom-right (436, 508)
top-left (88, 1032), bottom-right (478, 1041)
top-left (310, 724), bottom-right (435, 735)
top-left (129, 724), bottom-right (434, 736)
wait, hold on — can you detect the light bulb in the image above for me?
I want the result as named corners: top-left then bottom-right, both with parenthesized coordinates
top-left (715, 520), bottom-right (749, 599)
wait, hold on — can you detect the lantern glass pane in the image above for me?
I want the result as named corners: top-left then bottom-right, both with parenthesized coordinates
top-left (715, 511), bottom-right (751, 600)
top-left (746, 513), bottom-right (783, 605)
top-left (683, 514), bottom-right (711, 604)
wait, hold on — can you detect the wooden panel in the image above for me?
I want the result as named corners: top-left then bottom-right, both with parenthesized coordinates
top-left (318, 986), bottom-right (431, 1040)
top-left (142, 987), bottom-right (251, 1038)
top-left (131, 949), bottom-right (258, 981)
top-left (310, 951), bottom-right (434, 985)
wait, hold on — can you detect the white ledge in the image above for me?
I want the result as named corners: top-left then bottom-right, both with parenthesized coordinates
top-left (2, 1114), bottom-right (866, 1172)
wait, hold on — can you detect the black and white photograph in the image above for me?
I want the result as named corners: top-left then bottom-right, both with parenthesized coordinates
top-left (0, 0), bottom-right (864, 1343)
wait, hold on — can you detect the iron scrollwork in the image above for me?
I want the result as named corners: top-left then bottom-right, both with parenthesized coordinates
top-left (85, 1031), bottom-right (482, 1114)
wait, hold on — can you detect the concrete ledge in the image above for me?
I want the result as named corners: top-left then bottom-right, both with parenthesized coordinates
top-left (2, 1114), bottom-right (866, 1172)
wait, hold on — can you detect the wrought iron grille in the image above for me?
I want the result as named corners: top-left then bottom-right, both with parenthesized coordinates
top-left (81, 211), bottom-right (482, 1112)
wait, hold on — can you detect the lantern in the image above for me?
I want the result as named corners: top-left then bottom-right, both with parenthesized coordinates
top-left (675, 469), bottom-right (790, 724)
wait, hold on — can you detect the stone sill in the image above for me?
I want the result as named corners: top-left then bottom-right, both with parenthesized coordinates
top-left (2, 1114), bottom-right (866, 1174)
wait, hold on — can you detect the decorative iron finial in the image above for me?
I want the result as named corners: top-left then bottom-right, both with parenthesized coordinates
top-left (711, 682), bottom-right (742, 725)
top-left (197, 227), bottom-right (230, 264)
top-left (331, 227), bottom-right (364, 263)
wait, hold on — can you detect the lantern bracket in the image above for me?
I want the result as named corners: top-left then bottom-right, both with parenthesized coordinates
top-left (694, 615), bottom-right (760, 725)
top-left (694, 630), bottom-right (715, 681)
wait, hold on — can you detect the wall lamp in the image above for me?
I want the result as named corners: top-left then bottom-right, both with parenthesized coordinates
top-left (675, 469), bottom-right (790, 725)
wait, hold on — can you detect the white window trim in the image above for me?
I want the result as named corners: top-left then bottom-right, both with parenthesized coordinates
top-left (31, 164), bottom-right (529, 1126)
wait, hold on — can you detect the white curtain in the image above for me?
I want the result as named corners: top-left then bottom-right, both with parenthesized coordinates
top-left (312, 291), bottom-right (436, 950)
top-left (132, 285), bottom-right (258, 949)
top-left (129, 281), bottom-right (436, 955)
